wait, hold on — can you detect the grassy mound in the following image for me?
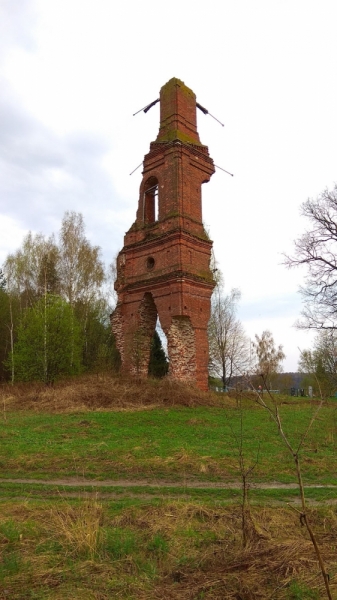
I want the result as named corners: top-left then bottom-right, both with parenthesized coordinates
top-left (0, 375), bottom-right (234, 413)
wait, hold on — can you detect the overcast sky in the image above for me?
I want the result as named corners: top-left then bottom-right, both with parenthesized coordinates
top-left (1, 0), bottom-right (337, 371)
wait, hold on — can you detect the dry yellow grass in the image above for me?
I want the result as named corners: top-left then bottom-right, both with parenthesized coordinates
top-left (1, 499), bottom-right (336, 599)
top-left (47, 494), bottom-right (104, 559)
top-left (0, 374), bottom-right (234, 413)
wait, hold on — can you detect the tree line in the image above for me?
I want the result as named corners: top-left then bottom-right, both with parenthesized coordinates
top-left (0, 211), bottom-right (120, 383)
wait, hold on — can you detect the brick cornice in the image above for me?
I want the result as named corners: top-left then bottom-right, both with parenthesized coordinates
top-left (123, 227), bottom-right (212, 252)
top-left (121, 270), bottom-right (215, 293)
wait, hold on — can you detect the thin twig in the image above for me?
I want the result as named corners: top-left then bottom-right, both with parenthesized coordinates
top-left (250, 376), bottom-right (332, 599)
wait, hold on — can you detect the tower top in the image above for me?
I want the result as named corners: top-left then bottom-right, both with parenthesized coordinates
top-left (156, 78), bottom-right (201, 145)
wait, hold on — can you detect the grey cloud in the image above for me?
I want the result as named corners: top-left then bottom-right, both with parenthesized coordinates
top-left (238, 293), bottom-right (302, 321)
top-left (0, 0), bottom-right (37, 59)
top-left (0, 96), bottom-right (125, 266)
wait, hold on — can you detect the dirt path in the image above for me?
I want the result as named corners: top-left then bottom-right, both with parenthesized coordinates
top-left (2, 478), bottom-right (337, 505)
top-left (1, 477), bottom-right (337, 490)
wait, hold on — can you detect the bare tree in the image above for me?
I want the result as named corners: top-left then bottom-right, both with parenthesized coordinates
top-left (284, 185), bottom-right (337, 330)
top-left (3, 233), bottom-right (59, 308)
top-left (208, 286), bottom-right (250, 388)
top-left (59, 211), bottom-right (105, 307)
top-left (252, 330), bottom-right (285, 389)
top-left (299, 330), bottom-right (337, 397)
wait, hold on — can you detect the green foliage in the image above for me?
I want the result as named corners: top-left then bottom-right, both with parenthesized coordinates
top-left (10, 295), bottom-right (82, 383)
top-left (298, 330), bottom-right (337, 397)
top-left (147, 533), bottom-right (169, 556)
top-left (1, 211), bottom-right (115, 381)
top-left (0, 288), bottom-right (10, 380)
top-left (0, 519), bottom-right (21, 543)
top-left (288, 580), bottom-right (320, 599)
top-left (75, 299), bottom-right (120, 374)
top-left (0, 549), bottom-right (23, 580)
top-left (148, 330), bottom-right (168, 378)
top-left (104, 528), bottom-right (137, 559)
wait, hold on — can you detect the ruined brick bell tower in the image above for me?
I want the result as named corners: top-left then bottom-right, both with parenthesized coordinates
top-left (111, 78), bottom-right (216, 390)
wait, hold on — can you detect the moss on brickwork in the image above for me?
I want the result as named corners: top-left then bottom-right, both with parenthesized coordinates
top-left (160, 77), bottom-right (195, 103)
top-left (158, 128), bottom-right (201, 145)
top-left (156, 77), bottom-right (201, 145)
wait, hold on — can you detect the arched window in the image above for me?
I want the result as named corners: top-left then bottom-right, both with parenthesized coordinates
top-left (143, 177), bottom-right (158, 224)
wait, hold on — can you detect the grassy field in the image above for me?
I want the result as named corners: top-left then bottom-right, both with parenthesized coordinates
top-left (0, 401), bottom-right (336, 484)
top-left (0, 376), bottom-right (337, 598)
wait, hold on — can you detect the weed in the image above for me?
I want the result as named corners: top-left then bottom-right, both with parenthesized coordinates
top-left (134, 558), bottom-right (158, 579)
top-left (147, 533), bottom-right (169, 556)
top-left (0, 549), bottom-right (23, 580)
top-left (288, 580), bottom-right (320, 599)
top-left (35, 538), bottom-right (63, 554)
top-left (48, 496), bottom-right (103, 559)
top-left (104, 527), bottom-right (137, 559)
top-left (0, 519), bottom-right (21, 543)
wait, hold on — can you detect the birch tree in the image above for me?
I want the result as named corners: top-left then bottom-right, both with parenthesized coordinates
top-left (252, 330), bottom-right (285, 389)
top-left (10, 295), bottom-right (82, 384)
top-left (208, 286), bottom-right (250, 387)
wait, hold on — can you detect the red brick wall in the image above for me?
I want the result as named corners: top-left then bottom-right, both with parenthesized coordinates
top-left (112, 79), bottom-right (216, 391)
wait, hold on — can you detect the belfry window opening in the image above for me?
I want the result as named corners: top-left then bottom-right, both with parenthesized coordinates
top-left (143, 177), bottom-right (158, 224)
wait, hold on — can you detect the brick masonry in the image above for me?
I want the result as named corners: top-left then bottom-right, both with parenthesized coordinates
top-left (111, 78), bottom-right (215, 391)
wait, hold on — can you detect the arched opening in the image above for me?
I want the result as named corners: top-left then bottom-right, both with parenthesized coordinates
top-left (148, 317), bottom-right (168, 378)
top-left (143, 176), bottom-right (158, 224)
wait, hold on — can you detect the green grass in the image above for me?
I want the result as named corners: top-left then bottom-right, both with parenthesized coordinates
top-left (0, 403), bottom-right (337, 484)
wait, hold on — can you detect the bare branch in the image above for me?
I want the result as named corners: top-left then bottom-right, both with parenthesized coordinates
top-left (284, 184), bottom-right (337, 330)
